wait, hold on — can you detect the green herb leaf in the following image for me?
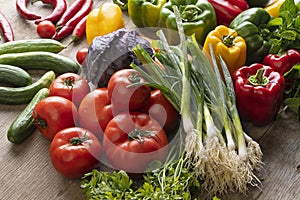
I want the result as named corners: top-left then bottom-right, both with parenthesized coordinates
top-left (279, 0), bottom-right (297, 18)
top-left (281, 30), bottom-right (297, 40)
top-left (284, 97), bottom-right (300, 117)
top-left (267, 18), bottom-right (283, 27)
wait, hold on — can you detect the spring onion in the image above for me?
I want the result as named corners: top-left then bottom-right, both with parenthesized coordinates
top-left (131, 5), bottom-right (263, 197)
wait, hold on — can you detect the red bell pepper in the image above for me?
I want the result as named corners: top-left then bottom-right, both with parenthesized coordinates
top-left (233, 63), bottom-right (285, 126)
top-left (263, 49), bottom-right (300, 75)
top-left (208, 0), bottom-right (249, 26)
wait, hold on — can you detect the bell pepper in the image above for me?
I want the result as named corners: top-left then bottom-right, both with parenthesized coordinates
top-left (159, 0), bottom-right (217, 45)
top-left (233, 63), bottom-right (285, 126)
top-left (246, 0), bottom-right (270, 7)
top-left (207, 0), bottom-right (249, 26)
top-left (229, 7), bottom-right (272, 65)
top-left (128, 0), bottom-right (166, 27)
top-left (203, 25), bottom-right (247, 77)
top-left (86, 3), bottom-right (125, 46)
top-left (264, 0), bottom-right (285, 18)
top-left (263, 49), bottom-right (300, 75)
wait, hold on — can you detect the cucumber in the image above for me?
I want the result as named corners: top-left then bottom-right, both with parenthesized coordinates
top-left (0, 51), bottom-right (80, 74)
top-left (0, 70), bottom-right (55, 104)
top-left (7, 88), bottom-right (50, 143)
top-left (0, 64), bottom-right (32, 87)
top-left (0, 39), bottom-right (65, 54)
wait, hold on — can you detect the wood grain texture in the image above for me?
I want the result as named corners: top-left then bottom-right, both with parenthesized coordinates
top-left (0, 0), bottom-right (299, 200)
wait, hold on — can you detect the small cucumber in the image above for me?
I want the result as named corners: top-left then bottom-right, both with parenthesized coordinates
top-left (0, 64), bottom-right (32, 87)
top-left (7, 88), bottom-right (50, 143)
top-left (0, 51), bottom-right (80, 74)
top-left (0, 70), bottom-right (55, 105)
top-left (0, 39), bottom-right (65, 54)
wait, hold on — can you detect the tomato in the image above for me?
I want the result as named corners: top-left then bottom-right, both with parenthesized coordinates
top-left (50, 127), bottom-right (102, 178)
top-left (49, 73), bottom-right (90, 107)
top-left (78, 88), bottom-right (113, 139)
top-left (36, 20), bottom-right (56, 38)
top-left (33, 96), bottom-right (78, 140)
top-left (76, 47), bottom-right (88, 65)
top-left (103, 112), bottom-right (168, 173)
top-left (144, 89), bottom-right (180, 134)
top-left (107, 69), bottom-right (151, 114)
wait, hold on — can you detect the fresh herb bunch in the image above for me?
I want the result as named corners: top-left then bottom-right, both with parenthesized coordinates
top-left (267, 0), bottom-right (300, 54)
top-left (283, 63), bottom-right (300, 119)
top-left (80, 153), bottom-right (201, 200)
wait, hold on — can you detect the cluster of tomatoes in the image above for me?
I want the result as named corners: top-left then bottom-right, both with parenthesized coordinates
top-left (32, 68), bottom-right (180, 178)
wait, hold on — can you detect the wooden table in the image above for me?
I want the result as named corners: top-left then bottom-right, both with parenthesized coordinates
top-left (0, 1), bottom-right (299, 199)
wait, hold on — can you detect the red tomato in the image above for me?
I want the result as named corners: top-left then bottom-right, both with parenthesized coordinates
top-left (78, 88), bottom-right (113, 139)
top-left (76, 48), bottom-right (88, 65)
top-left (49, 73), bottom-right (90, 107)
top-left (144, 89), bottom-right (180, 134)
top-left (103, 112), bottom-right (168, 173)
top-left (33, 96), bottom-right (78, 140)
top-left (50, 127), bottom-right (102, 178)
top-left (36, 20), bottom-right (56, 38)
top-left (107, 69), bottom-right (151, 113)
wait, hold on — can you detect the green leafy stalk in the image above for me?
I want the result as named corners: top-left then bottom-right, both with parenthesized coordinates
top-left (219, 56), bottom-right (248, 161)
top-left (173, 5), bottom-right (194, 134)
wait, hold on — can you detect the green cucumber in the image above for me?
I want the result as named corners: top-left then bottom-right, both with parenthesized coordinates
top-left (7, 88), bottom-right (50, 143)
top-left (0, 39), bottom-right (65, 54)
top-left (0, 70), bottom-right (55, 104)
top-left (0, 64), bottom-right (32, 87)
top-left (0, 51), bottom-right (80, 74)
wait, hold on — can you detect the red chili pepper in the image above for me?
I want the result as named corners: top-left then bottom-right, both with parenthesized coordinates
top-left (53, 0), bottom-right (92, 40)
top-left (56, 0), bottom-right (85, 29)
top-left (208, 0), bottom-right (249, 26)
top-left (16, 0), bottom-right (42, 20)
top-left (233, 63), bottom-right (285, 126)
top-left (70, 15), bottom-right (87, 43)
top-left (263, 49), bottom-right (300, 75)
top-left (0, 11), bottom-right (14, 42)
top-left (34, 0), bottom-right (67, 25)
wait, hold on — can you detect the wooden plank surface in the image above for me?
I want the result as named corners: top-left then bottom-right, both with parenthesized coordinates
top-left (0, 1), bottom-right (299, 200)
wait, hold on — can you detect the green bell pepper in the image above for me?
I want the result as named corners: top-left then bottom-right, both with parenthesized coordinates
top-left (159, 0), bottom-right (217, 45)
top-left (229, 7), bottom-right (272, 65)
top-left (246, 0), bottom-right (270, 7)
top-left (128, 0), bottom-right (167, 27)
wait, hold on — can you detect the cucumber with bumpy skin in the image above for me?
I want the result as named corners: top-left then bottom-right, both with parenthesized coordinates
top-left (0, 39), bottom-right (65, 54)
top-left (0, 52), bottom-right (80, 74)
top-left (0, 70), bottom-right (55, 104)
top-left (7, 88), bottom-right (50, 143)
top-left (0, 64), bottom-right (32, 87)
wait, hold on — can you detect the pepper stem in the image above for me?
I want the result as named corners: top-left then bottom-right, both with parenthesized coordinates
top-left (179, 5), bottom-right (202, 22)
top-left (222, 33), bottom-right (235, 47)
top-left (248, 68), bottom-right (269, 86)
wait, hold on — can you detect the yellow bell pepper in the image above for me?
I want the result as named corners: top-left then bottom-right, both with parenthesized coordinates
top-left (264, 0), bottom-right (285, 18)
top-left (203, 25), bottom-right (246, 77)
top-left (86, 3), bottom-right (125, 46)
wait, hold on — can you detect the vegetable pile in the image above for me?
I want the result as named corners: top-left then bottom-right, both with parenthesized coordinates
top-left (1, 0), bottom-right (299, 199)
top-left (80, 0), bottom-right (300, 199)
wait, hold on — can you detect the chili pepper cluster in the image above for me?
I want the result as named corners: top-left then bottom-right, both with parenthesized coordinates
top-left (15, 0), bottom-right (93, 42)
